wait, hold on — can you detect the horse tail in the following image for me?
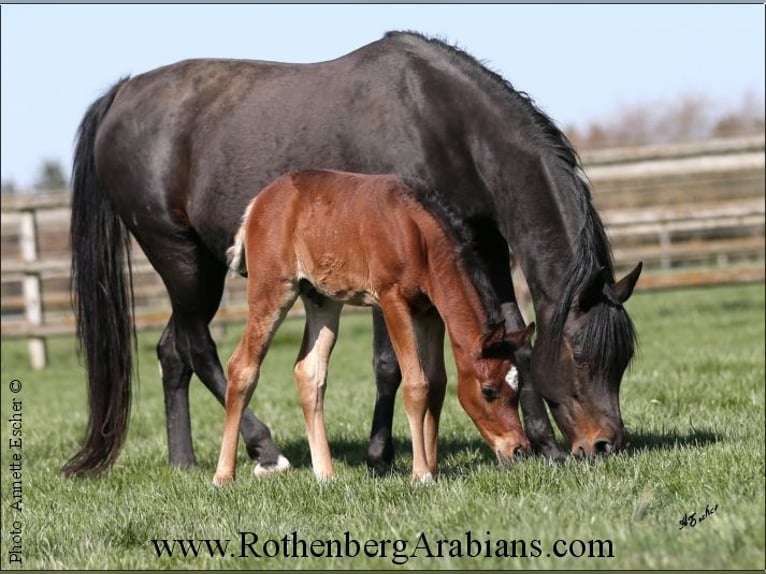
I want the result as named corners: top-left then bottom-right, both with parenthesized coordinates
top-left (63, 78), bottom-right (134, 477)
top-left (226, 199), bottom-right (254, 277)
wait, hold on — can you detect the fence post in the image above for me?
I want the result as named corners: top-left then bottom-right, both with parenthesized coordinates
top-left (19, 209), bottom-right (47, 370)
top-left (658, 228), bottom-right (672, 270)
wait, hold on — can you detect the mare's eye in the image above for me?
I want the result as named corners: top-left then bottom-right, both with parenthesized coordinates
top-left (572, 353), bottom-right (588, 369)
top-left (481, 386), bottom-right (498, 401)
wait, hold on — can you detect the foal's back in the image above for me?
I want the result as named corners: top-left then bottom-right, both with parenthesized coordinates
top-left (239, 170), bottom-right (436, 306)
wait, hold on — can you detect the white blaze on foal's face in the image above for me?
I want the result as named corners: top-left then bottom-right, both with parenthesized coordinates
top-left (505, 366), bottom-right (519, 392)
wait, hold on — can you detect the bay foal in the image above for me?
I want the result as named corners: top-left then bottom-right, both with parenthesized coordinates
top-left (214, 170), bottom-right (534, 485)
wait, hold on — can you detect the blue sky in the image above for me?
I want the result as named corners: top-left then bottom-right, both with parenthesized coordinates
top-left (2, 4), bottom-right (764, 188)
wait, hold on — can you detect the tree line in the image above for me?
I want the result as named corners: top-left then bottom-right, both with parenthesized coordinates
top-left (566, 91), bottom-right (764, 150)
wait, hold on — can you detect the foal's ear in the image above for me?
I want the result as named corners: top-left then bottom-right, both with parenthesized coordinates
top-left (611, 261), bottom-right (643, 303)
top-left (480, 322), bottom-right (535, 358)
top-left (505, 322), bottom-right (536, 350)
top-left (480, 323), bottom-right (507, 351)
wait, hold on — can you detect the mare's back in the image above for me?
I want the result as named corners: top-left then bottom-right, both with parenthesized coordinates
top-left (96, 35), bottom-right (481, 258)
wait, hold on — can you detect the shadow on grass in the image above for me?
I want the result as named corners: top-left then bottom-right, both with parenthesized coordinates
top-left (627, 427), bottom-right (722, 453)
top-left (273, 435), bottom-right (499, 479)
top-left (272, 426), bottom-right (723, 476)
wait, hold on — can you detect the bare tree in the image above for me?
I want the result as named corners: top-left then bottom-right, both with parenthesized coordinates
top-left (570, 91), bottom-right (765, 151)
top-left (1, 180), bottom-right (17, 196)
top-left (657, 94), bottom-right (712, 143)
top-left (34, 159), bottom-right (68, 192)
top-left (713, 91), bottom-right (765, 138)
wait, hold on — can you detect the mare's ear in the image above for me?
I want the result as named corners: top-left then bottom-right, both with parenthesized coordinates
top-left (611, 261), bottom-right (643, 303)
top-left (576, 265), bottom-right (607, 310)
top-left (505, 322), bottom-right (536, 350)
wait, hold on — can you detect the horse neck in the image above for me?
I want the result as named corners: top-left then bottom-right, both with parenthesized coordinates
top-left (421, 224), bottom-right (492, 375)
top-left (468, 116), bottom-right (599, 329)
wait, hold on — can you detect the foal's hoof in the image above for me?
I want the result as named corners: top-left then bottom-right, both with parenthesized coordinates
top-left (414, 472), bottom-right (435, 486)
top-left (253, 455), bottom-right (291, 478)
top-left (213, 473), bottom-right (234, 487)
top-left (314, 471), bottom-right (335, 483)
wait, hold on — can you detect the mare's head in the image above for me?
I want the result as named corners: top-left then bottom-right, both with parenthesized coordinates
top-left (531, 262), bottom-right (642, 457)
top-left (458, 322), bottom-right (536, 465)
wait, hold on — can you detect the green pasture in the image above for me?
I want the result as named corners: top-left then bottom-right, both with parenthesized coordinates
top-left (1, 283), bottom-right (764, 569)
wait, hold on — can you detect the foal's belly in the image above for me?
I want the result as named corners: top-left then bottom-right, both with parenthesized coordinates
top-left (317, 286), bottom-right (378, 307)
top-left (297, 254), bottom-right (379, 307)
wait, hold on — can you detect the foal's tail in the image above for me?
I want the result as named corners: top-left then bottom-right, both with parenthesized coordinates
top-left (226, 200), bottom-right (253, 277)
top-left (63, 78), bottom-right (134, 477)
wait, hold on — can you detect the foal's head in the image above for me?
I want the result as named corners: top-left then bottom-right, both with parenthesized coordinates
top-left (457, 322), bottom-right (536, 465)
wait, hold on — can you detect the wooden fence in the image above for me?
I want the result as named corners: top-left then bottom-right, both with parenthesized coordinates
top-left (2, 136), bottom-right (764, 368)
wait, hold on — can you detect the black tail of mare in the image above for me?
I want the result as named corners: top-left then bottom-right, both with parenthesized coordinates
top-left (63, 79), bottom-right (134, 476)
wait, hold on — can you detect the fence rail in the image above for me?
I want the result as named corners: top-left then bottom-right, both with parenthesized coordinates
top-left (2, 136), bottom-right (764, 368)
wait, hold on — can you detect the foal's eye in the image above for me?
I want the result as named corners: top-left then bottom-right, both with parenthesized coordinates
top-left (481, 386), bottom-right (498, 401)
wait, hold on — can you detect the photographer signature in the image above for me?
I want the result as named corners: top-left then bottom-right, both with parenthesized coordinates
top-left (679, 503), bottom-right (718, 529)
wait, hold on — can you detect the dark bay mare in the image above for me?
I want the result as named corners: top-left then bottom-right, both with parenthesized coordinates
top-left (215, 169), bottom-right (534, 485)
top-left (64, 31), bottom-right (641, 477)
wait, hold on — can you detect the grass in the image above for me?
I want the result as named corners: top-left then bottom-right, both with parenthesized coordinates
top-left (1, 283), bottom-right (764, 569)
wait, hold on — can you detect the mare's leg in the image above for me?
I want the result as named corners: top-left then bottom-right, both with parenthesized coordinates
top-left (213, 276), bottom-right (298, 486)
top-left (146, 233), bottom-right (285, 470)
top-left (470, 220), bottom-right (565, 460)
top-left (503, 306), bottom-right (564, 461)
top-left (415, 308), bottom-right (447, 477)
top-left (293, 293), bottom-right (343, 481)
top-left (157, 317), bottom-right (196, 467)
top-left (379, 292), bottom-right (432, 483)
top-left (498, 284), bottom-right (564, 461)
top-left (366, 308), bottom-right (402, 474)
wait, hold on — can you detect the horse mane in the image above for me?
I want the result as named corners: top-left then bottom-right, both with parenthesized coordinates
top-left (401, 177), bottom-right (505, 336)
top-left (387, 31), bottom-right (637, 372)
top-left (384, 31), bottom-right (613, 269)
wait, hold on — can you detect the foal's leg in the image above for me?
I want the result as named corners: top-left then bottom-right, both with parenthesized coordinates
top-left (213, 280), bottom-right (298, 486)
top-left (293, 294), bottom-right (343, 481)
top-left (414, 308), bottom-right (447, 477)
top-left (378, 292), bottom-right (432, 483)
top-left (366, 308), bottom-right (402, 474)
top-left (147, 233), bottom-right (286, 470)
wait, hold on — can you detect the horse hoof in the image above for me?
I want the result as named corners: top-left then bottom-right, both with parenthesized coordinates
top-left (314, 471), bottom-right (335, 483)
top-left (170, 458), bottom-right (200, 471)
top-left (365, 459), bottom-right (394, 478)
top-left (415, 472), bottom-right (434, 486)
top-left (253, 455), bottom-right (291, 477)
top-left (540, 442), bottom-right (568, 463)
top-left (365, 441), bottom-right (395, 475)
top-left (213, 473), bottom-right (234, 487)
